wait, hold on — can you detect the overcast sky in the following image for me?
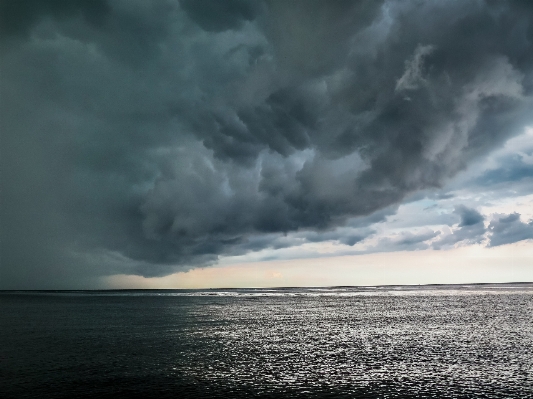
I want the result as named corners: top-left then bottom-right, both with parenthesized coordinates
top-left (1, 0), bottom-right (532, 289)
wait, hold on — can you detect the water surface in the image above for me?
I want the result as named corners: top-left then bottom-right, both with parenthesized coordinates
top-left (1, 284), bottom-right (532, 398)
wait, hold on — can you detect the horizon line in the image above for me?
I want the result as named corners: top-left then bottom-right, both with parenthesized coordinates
top-left (2, 281), bottom-right (532, 292)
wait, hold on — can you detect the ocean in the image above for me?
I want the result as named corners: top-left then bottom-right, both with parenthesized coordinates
top-left (1, 284), bottom-right (532, 398)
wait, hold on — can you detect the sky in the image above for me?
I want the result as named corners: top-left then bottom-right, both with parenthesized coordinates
top-left (1, 0), bottom-right (532, 290)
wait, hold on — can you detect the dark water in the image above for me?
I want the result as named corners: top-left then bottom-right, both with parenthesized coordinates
top-left (1, 284), bottom-right (533, 398)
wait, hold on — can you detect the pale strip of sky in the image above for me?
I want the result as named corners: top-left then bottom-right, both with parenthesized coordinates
top-left (105, 242), bottom-right (533, 289)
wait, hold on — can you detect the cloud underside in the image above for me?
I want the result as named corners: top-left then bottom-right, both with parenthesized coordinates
top-left (1, 0), bottom-right (533, 287)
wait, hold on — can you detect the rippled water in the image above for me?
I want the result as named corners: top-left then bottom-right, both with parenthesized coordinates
top-left (1, 284), bottom-right (533, 398)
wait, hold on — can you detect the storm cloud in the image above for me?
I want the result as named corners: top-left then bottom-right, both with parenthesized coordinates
top-left (488, 213), bottom-right (533, 247)
top-left (1, 0), bottom-right (533, 288)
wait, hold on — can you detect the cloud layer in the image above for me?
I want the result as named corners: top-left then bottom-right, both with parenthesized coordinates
top-left (1, 0), bottom-right (533, 288)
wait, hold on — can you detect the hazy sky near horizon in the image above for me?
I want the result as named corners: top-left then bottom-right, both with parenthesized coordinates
top-left (1, 0), bottom-right (532, 289)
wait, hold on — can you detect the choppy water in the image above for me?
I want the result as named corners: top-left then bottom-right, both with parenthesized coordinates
top-left (1, 284), bottom-right (533, 398)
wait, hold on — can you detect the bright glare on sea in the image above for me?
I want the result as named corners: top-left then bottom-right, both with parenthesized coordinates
top-left (1, 284), bottom-right (532, 398)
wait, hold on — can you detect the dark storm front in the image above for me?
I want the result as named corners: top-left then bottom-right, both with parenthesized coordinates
top-left (1, 285), bottom-right (532, 398)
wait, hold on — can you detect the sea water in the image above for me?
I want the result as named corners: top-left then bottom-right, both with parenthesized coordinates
top-left (1, 284), bottom-right (532, 398)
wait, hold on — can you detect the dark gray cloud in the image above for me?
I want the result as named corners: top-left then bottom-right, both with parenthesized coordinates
top-left (2, 0), bottom-right (533, 288)
top-left (475, 155), bottom-right (533, 188)
top-left (179, 0), bottom-right (259, 32)
top-left (456, 205), bottom-right (485, 227)
top-left (488, 213), bottom-right (533, 247)
top-left (0, 0), bottom-right (109, 37)
top-left (432, 206), bottom-right (486, 249)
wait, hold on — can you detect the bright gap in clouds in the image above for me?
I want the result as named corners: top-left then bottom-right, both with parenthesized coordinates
top-left (105, 244), bottom-right (533, 289)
